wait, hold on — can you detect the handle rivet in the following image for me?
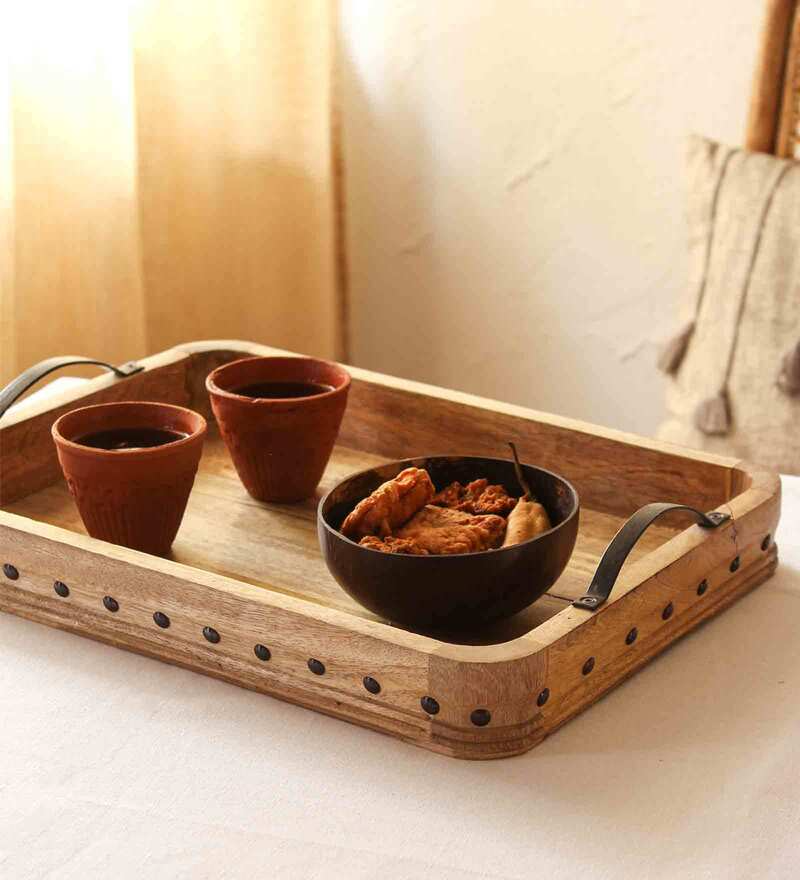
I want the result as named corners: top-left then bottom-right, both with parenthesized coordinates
top-left (761, 535), bottom-right (771, 552)
top-left (363, 676), bottom-right (381, 695)
top-left (582, 657), bottom-right (595, 676)
top-left (153, 611), bottom-right (170, 629)
top-left (536, 688), bottom-right (550, 707)
top-left (697, 580), bottom-right (708, 596)
top-left (471, 709), bottom-right (491, 727)
top-left (254, 644), bottom-right (271, 661)
top-left (3, 563), bottom-right (19, 580)
top-left (421, 696), bottom-right (440, 715)
top-left (203, 626), bottom-right (220, 644)
top-left (53, 580), bottom-right (69, 598)
top-left (625, 627), bottom-right (638, 645)
top-left (730, 556), bottom-right (740, 573)
top-left (662, 602), bottom-right (674, 621)
top-left (103, 596), bottom-right (119, 612)
top-left (308, 658), bottom-right (325, 675)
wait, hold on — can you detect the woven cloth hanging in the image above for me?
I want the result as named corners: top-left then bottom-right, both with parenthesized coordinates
top-left (659, 140), bottom-right (796, 436)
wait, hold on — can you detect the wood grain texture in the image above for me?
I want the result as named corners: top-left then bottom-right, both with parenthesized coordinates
top-left (180, 342), bottom-right (737, 516)
top-left (746, 0), bottom-right (800, 157)
top-left (776, 1), bottom-right (800, 157)
top-left (0, 341), bottom-right (782, 758)
top-left (3, 430), bottom-right (674, 637)
top-left (746, 0), bottom-right (796, 153)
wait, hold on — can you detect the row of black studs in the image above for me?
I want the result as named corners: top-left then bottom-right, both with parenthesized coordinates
top-left (532, 541), bottom-right (771, 708)
top-left (1, 564), bottom-right (494, 724)
top-left (1, 567), bottom-right (487, 723)
top-left (2, 538), bottom-right (771, 728)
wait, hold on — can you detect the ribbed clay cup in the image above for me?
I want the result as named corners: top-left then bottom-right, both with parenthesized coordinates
top-left (206, 356), bottom-right (351, 502)
top-left (52, 402), bottom-right (207, 556)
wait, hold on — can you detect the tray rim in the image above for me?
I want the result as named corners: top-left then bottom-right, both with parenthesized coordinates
top-left (0, 339), bottom-right (780, 668)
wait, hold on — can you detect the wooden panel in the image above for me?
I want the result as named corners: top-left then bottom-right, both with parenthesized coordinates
top-left (746, 0), bottom-right (800, 158)
top-left (2, 340), bottom-right (737, 517)
top-left (746, 0), bottom-right (797, 153)
top-left (0, 519), bottom-right (435, 747)
top-left (776, 2), bottom-right (800, 156)
top-left (177, 343), bottom-right (739, 517)
top-left (336, 377), bottom-right (733, 517)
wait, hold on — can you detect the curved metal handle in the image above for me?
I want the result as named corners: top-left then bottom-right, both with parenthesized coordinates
top-left (573, 503), bottom-right (731, 611)
top-left (0, 356), bottom-right (143, 420)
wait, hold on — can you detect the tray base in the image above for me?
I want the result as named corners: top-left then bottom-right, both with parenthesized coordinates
top-left (4, 429), bottom-right (682, 645)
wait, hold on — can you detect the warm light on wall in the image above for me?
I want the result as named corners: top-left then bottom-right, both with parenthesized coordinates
top-left (3, 0), bottom-right (141, 181)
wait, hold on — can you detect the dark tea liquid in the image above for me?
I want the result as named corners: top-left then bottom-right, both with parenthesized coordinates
top-left (75, 428), bottom-right (188, 450)
top-left (234, 381), bottom-right (334, 399)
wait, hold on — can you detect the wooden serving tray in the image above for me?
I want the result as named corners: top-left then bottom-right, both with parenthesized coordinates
top-left (0, 341), bottom-right (781, 759)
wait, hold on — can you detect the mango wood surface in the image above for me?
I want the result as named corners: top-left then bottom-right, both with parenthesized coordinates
top-left (4, 429), bottom-right (680, 640)
top-left (0, 341), bottom-right (782, 758)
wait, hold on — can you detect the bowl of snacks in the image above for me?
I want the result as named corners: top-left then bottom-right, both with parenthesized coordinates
top-left (318, 445), bottom-right (579, 630)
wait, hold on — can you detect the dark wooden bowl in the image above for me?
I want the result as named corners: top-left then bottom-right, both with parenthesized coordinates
top-left (318, 456), bottom-right (580, 631)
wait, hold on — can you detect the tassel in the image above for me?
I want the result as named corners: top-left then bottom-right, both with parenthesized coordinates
top-left (657, 321), bottom-right (695, 375)
top-left (777, 341), bottom-right (800, 396)
top-left (694, 388), bottom-right (731, 436)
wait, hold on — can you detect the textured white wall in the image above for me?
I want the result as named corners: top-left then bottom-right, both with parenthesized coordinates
top-left (339, 0), bottom-right (764, 435)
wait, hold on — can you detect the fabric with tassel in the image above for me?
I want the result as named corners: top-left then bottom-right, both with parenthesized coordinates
top-left (777, 341), bottom-right (800, 396)
top-left (659, 137), bottom-right (800, 474)
top-left (657, 321), bottom-right (695, 375)
top-left (694, 389), bottom-right (731, 436)
top-left (658, 139), bottom-right (736, 378)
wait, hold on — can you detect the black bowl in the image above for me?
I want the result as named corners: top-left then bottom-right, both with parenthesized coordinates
top-left (318, 456), bottom-right (580, 631)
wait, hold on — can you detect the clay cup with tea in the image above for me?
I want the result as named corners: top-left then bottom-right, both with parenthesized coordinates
top-left (206, 356), bottom-right (351, 502)
top-left (52, 401), bottom-right (207, 555)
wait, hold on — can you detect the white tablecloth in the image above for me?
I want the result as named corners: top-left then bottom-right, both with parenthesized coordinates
top-left (2, 423), bottom-right (799, 878)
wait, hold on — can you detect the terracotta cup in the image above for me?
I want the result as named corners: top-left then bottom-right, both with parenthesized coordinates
top-left (206, 356), bottom-right (351, 502)
top-left (52, 401), bottom-right (207, 556)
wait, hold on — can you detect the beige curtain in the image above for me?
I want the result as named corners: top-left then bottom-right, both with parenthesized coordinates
top-left (0, 0), bottom-right (341, 386)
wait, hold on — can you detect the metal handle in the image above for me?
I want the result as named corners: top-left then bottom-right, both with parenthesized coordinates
top-left (0, 356), bottom-right (143, 420)
top-left (573, 503), bottom-right (731, 611)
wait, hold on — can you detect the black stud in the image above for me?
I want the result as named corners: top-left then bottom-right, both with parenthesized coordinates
top-left (363, 676), bottom-right (381, 695)
top-left (254, 644), bottom-right (271, 661)
top-left (625, 627), bottom-right (638, 645)
top-left (203, 626), bottom-right (220, 644)
top-left (662, 602), bottom-right (674, 620)
top-left (582, 657), bottom-right (595, 676)
top-left (53, 580), bottom-right (69, 598)
top-left (536, 688), bottom-right (550, 707)
top-left (3, 563), bottom-right (19, 580)
top-left (308, 658), bottom-right (325, 675)
top-left (761, 534), bottom-right (771, 552)
top-left (470, 708), bottom-right (491, 727)
top-left (103, 596), bottom-right (119, 613)
top-left (420, 696), bottom-right (440, 715)
top-left (730, 556), bottom-right (740, 573)
top-left (697, 580), bottom-right (708, 596)
top-left (153, 611), bottom-right (170, 629)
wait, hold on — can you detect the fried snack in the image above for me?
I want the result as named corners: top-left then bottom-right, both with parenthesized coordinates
top-left (390, 504), bottom-right (506, 554)
top-left (341, 467), bottom-right (435, 539)
top-left (359, 536), bottom-right (430, 555)
top-left (501, 497), bottom-right (552, 547)
top-left (432, 478), bottom-right (517, 516)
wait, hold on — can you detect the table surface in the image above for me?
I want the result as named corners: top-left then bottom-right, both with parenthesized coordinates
top-left (2, 387), bottom-right (798, 878)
